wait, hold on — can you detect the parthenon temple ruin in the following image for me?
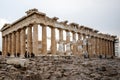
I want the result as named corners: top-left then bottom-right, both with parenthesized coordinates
top-left (0, 8), bottom-right (117, 58)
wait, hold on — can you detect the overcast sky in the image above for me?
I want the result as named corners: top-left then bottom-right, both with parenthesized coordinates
top-left (0, 0), bottom-right (120, 50)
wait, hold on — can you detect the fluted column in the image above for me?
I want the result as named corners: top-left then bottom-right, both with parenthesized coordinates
top-left (51, 27), bottom-right (56, 54)
top-left (66, 30), bottom-right (71, 55)
top-left (33, 23), bottom-right (38, 56)
top-left (66, 30), bottom-right (70, 43)
top-left (99, 38), bottom-right (101, 56)
top-left (14, 32), bottom-right (16, 56)
top-left (6, 35), bottom-right (8, 54)
top-left (73, 32), bottom-right (76, 42)
top-left (107, 40), bottom-right (109, 56)
top-left (9, 34), bottom-right (12, 55)
top-left (95, 37), bottom-right (97, 57)
top-left (103, 39), bottom-right (106, 57)
top-left (11, 32), bottom-right (15, 57)
top-left (111, 41), bottom-right (114, 56)
top-left (96, 37), bottom-right (99, 56)
top-left (104, 39), bottom-right (107, 57)
top-left (27, 25), bottom-right (32, 55)
top-left (104, 39), bottom-right (106, 56)
top-left (92, 36), bottom-right (96, 57)
top-left (72, 32), bottom-right (77, 54)
top-left (87, 36), bottom-right (90, 57)
top-left (88, 36), bottom-right (92, 57)
top-left (99, 38), bottom-right (102, 56)
top-left (106, 40), bottom-right (109, 57)
top-left (59, 29), bottom-right (63, 41)
top-left (2, 37), bottom-right (5, 56)
top-left (108, 40), bottom-right (111, 56)
top-left (77, 33), bottom-right (83, 56)
top-left (113, 41), bottom-right (115, 56)
top-left (101, 39), bottom-right (104, 56)
top-left (4, 36), bottom-right (7, 56)
top-left (83, 34), bottom-right (87, 55)
top-left (42, 24), bottom-right (47, 54)
top-left (16, 30), bottom-right (20, 55)
top-left (8, 34), bottom-right (10, 54)
top-left (110, 41), bottom-right (113, 56)
top-left (58, 28), bottom-right (64, 54)
top-left (20, 28), bottom-right (26, 57)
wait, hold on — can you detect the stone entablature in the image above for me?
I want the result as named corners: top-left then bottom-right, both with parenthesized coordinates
top-left (1, 8), bottom-right (117, 58)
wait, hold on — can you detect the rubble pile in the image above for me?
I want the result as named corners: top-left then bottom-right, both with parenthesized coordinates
top-left (0, 56), bottom-right (120, 80)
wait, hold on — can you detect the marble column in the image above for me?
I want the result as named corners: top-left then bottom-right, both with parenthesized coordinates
top-left (108, 40), bottom-right (111, 56)
top-left (105, 39), bottom-right (107, 57)
top-left (105, 40), bottom-right (107, 56)
top-left (66, 30), bottom-right (70, 43)
top-left (111, 41), bottom-right (114, 56)
top-left (66, 30), bottom-right (71, 55)
top-left (8, 34), bottom-right (10, 54)
top-left (113, 41), bottom-right (115, 56)
top-left (58, 28), bottom-right (64, 54)
top-left (14, 32), bottom-right (16, 56)
top-left (104, 39), bottom-right (107, 57)
top-left (51, 27), bottom-right (56, 54)
top-left (20, 28), bottom-right (26, 57)
top-left (88, 36), bottom-right (92, 58)
top-left (16, 30), bottom-right (20, 55)
top-left (33, 23), bottom-right (38, 56)
top-left (87, 36), bottom-right (90, 57)
top-left (83, 34), bottom-right (87, 55)
top-left (102, 39), bottom-right (105, 57)
top-left (27, 25), bottom-right (32, 55)
top-left (92, 36), bottom-right (96, 57)
top-left (59, 29), bottom-right (63, 41)
top-left (2, 37), bottom-right (5, 56)
top-left (9, 34), bottom-right (12, 55)
top-left (96, 37), bottom-right (99, 56)
top-left (72, 32), bottom-right (77, 54)
top-left (4, 36), bottom-right (7, 57)
top-left (99, 38), bottom-right (102, 56)
top-left (4, 36), bottom-right (7, 56)
top-left (42, 24), bottom-right (47, 54)
top-left (106, 40), bottom-right (109, 57)
top-left (101, 38), bottom-right (103, 55)
top-left (11, 32), bottom-right (15, 57)
top-left (6, 36), bottom-right (8, 56)
top-left (73, 32), bottom-right (76, 42)
top-left (110, 41), bottom-right (113, 56)
top-left (77, 33), bottom-right (83, 56)
top-left (95, 37), bottom-right (97, 57)
top-left (103, 39), bottom-right (106, 57)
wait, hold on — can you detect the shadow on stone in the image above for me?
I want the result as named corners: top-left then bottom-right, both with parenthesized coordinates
top-left (7, 52), bottom-right (11, 57)
top-left (84, 54), bottom-right (89, 59)
top-left (31, 53), bottom-right (35, 58)
top-left (17, 53), bottom-right (20, 57)
top-left (0, 51), bottom-right (2, 55)
top-left (14, 53), bottom-right (16, 57)
top-left (99, 55), bottom-right (102, 59)
top-left (24, 52), bottom-right (28, 58)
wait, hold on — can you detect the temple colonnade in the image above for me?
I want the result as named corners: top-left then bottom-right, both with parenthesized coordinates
top-left (1, 9), bottom-right (116, 58)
